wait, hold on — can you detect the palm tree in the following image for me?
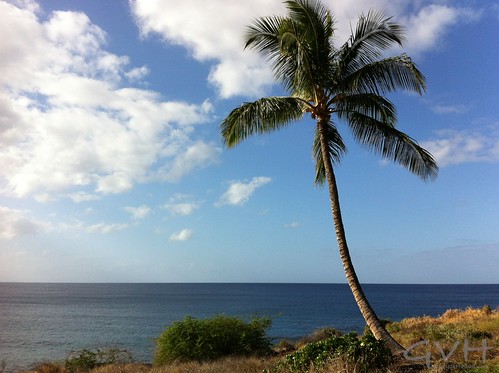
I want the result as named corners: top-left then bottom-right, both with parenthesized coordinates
top-left (220, 0), bottom-right (438, 353)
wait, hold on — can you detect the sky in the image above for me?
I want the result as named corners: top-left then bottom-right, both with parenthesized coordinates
top-left (0, 0), bottom-right (498, 284)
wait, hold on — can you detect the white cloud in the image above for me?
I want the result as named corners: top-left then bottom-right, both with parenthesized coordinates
top-left (130, 0), bottom-right (482, 98)
top-left (401, 5), bottom-right (482, 55)
top-left (125, 66), bottom-right (150, 82)
top-left (162, 195), bottom-right (200, 216)
top-left (124, 205), bottom-right (152, 220)
top-left (96, 172), bottom-right (134, 194)
top-left (67, 192), bottom-right (101, 203)
top-left (431, 104), bottom-right (469, 115)
top-left (169, 228), bottom-right (193, 241)
top-left (285, 222), bottom-right (301, 229)
top-left (159, 140), bottom-right (221, 183)
top-left (422, 126), bottom-right (499, 167)
top-left (164, 202), bottom-right (199, 216)
top-left (0, 205), bottom-right (50, 239)
top-left (217, 176), bottom-right (271, 207)
top-left (86, 222), bottom-right (129, 234)
top-left (0, 1), bottom-right (219, 199)
top-left (130, 0), bottom-right (281, 98)
top-left (161, 193), bottom-right (200, 216)
top-left (56, 219), bottom-right (129, 235)
top-left (8, 0), bottom-right (40, 13)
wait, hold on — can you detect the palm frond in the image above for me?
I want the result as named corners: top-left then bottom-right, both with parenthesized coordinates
top-left (284, 0), bottom-right (334, 96)
top-left (339, 10), bottom-right (405, 73)
top-left (333, 93), bottom-right (397, 127)
top-left (245, 15), bottom-right (307, 95)
top-left (285, 0), bottom-right (335, 55)
top-left (278, 20), bottom-right (314, 95)
top-left (313, 121), bottom-right (346, 184)
top-left (347, 113), bottom-right (438, 180)
top-left (344, 54), bottom-right (426, 95)
top-left (246, 0), bottom-right (334, 99)
top-left (221, 97), bottom-right (306, 148)
top-left (245, 16), bottom-right (284, 61)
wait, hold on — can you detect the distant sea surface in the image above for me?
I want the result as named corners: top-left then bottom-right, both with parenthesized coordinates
top-left (1, 283), bottom-right (498, 372)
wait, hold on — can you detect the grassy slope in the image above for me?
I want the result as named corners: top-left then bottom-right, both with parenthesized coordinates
top-left (387, 306), bottom-right (499, 370)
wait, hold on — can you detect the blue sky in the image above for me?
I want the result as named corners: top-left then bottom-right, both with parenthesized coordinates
top-left (0, 0), bottom-right (498, 283)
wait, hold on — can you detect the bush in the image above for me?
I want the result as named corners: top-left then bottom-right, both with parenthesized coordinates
top-left (277, 332), bottom-right (392, 373)
top-left (154, 315), bottom-right (273, 365)
top-left (64, 348), bottom-right (132, 372)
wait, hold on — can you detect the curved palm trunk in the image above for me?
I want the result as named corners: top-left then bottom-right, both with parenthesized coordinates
top-left (317, 119), bottom-right (404, 354)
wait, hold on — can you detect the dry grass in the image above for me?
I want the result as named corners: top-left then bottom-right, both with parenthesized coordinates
top-left (149, 356), bottom-right (275, 373)
top-left (388, 306), bottom-right (498, 341)
top-left (21, 358), bottom-right (398, 373)
top-left (387, 306), bottom-right (499, 368)
top-left (91, 363), bottom-right (151, 373)
top-left (440, 307), bottom-right (497, 325)
top-left (19, 357), bottom-right (499, 373)
top-left (24, 357), bottom-right (276, 373)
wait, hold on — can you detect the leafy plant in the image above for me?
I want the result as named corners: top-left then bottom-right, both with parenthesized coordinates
top-left (64, 348), bottom-right (132, 372)
top-left (154, 315), bottom-right (273, 365)
top-left (277, 333), bottom-right (392, 373)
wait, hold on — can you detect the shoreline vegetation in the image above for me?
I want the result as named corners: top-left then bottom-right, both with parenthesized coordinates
top-left (5, 306), bottom-right (498, 373)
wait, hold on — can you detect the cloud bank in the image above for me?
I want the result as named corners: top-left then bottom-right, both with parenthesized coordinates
top-left (0, 205), bottom-right (50, 239)
top-left (0, 0), bottom-right (485, 203)
top-left (422, 127), bottom-right (499, 167)
top-left (0, 1), bottom-right (220, 200)
top-left (130, 0), bottom-right (481, 98)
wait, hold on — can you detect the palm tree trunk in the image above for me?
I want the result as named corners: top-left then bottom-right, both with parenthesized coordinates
top-left (317, 120), bottom-right (404, 354)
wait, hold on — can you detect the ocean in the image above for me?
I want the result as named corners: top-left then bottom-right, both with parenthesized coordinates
top-left (0, 283), bottom-right (497, 372)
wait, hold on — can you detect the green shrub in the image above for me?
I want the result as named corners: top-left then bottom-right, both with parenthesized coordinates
top-left (277, 332), bottom-right (392, 373)
top-left (64, 348), bottom-right (132, 372)
top-left (154, 315), bottom-right (273, 365)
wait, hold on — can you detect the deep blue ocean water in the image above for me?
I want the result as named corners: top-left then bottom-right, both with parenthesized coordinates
top-left (0, 283), bottom-right (498, 372)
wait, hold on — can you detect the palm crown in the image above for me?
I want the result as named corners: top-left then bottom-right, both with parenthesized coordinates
top-left (221, 0), bottom-right (438, 183)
